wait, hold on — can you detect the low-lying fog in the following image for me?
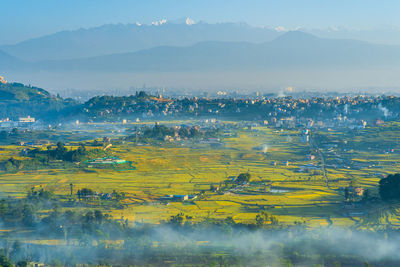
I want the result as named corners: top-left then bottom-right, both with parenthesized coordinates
top-left (2, 225), bottom-right (399, 266)
top-left (4, 68), bottom-right (400, 96)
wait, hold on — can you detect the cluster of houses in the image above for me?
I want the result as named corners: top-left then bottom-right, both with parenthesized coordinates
top-left (0, 116), bottom-right (39, 128)
top-left (82, 91), bottom-right (399, 127)
top-left (262, 95), bottom-right (396, 131)
top-left (270, 161), bottom-right (292, 167)
top-left (2, 92), bottom-right (398, 137)
top-left (77, 189), bottom-right (124, 201)
top-left (19, 140), bottom-right (50, 147)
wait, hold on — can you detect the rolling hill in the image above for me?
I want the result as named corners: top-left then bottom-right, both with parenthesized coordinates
top-left (0, 82), bottom-right (52, 101)
top-left (0, 81), bottom-right (78, 120)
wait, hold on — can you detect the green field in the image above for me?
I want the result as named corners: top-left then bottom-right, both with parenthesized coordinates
top-left (1, 121), bottom-right (400, 227)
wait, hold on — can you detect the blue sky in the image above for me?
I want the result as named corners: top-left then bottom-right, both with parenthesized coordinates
top-left (1, 0), bottom-right (399, 44)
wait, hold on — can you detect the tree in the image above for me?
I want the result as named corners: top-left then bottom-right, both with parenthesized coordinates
top-left (255, 211), bottom-right (278, 226)
top-left (10, 240), bottom-right (23, 263)
top-left (22, 204), bottom-right (35, 226)
top-left (0, 252), bottom-right (12, 267)
top-left (94, 210), bottom-right (103, 224)
top-left (236, 172), bottom-right (251, 184)
top-left (224, 216), bottom-right (235, 225)
top-left (169, 213), bottom-right (185, 226)
top-left (4, 161), bottom-right (16, 172)
top-left (38, 189), bottom-right (54, 200)
top-left (379, 173), bottom-right (400, 201)
top-left (85, 211), bottom-right (95, 225)
top-left (350, 178), bottom-right (357, 187)
top-left (136, 91), bottom-right (148, 98)
top-left (0, 200), bottom-right (6, 217)
top-left (16, 260), bottom-right (28, 267)
top-left (54, 141), bottom-right (67, 159)
top-left (70, 145), bottom-right (86, 162)
top-left (344, 187), bottom-right (350, 201)
top-left (0, 131), bottom-right (8, 141)
top-left (255, 212), bottom-right (266, 226)
top-left (11, 128), bottom-right (19, 135)
top-left (78, 188), bottom-right (94, 201)
top-left (362, 189), bottom-right (370, 203)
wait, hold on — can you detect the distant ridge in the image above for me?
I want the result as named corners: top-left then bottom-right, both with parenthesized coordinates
top-left (272, 31), bottom-right (318, 42)
top-left (1, 22), bottom-right (280, 61)
top-left (35, 31), bottom-right (400, 72)
top-left (0, 50), bottom-right (23, 70)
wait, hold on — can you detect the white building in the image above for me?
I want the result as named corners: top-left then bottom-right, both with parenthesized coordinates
top-left (0, 75), bottom-right (7, 84)
top-left (19, 116), bottom-right (35, 123)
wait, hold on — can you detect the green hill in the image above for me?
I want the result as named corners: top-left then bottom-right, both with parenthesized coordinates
top-left (0, 81), bottom-right (78, 120)
top-left (0, 82), bottom-right (52, 101)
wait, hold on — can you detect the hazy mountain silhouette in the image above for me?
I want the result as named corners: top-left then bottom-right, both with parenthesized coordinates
top-left (36, 31), bottom-right (400, 72)
top-left (0, 50), bottom-right (24, 70)
top-left (1, 22), bottom-right (280, 61)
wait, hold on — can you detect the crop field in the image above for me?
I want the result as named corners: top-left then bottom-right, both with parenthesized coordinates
top-left (1, 121), bottom-right (400, 227)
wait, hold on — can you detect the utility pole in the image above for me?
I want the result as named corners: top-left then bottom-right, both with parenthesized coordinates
top-left (70, 183), bottom-right (73, 197)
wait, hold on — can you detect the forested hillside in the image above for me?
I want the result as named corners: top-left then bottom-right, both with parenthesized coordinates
top-left (0, 82), bottom-right (78, 120)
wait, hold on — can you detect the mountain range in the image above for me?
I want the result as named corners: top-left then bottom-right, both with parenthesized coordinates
top-left (1, 21), bottom-right (400, 91)
top-left (0, 22), bottom-right (280, 62)
top-left (29, 31), bottom-right (400, 72)
top-left (1, 20), bottom-right (400, 72)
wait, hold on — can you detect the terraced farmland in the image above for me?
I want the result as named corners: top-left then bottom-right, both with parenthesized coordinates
top-left (1, 121), bottom-right (400, 227)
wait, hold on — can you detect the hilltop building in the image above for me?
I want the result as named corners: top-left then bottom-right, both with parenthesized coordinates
top-left (19, 116), bottom-right (35, 123)
top-left (0, 75), bottom-right (7, 84)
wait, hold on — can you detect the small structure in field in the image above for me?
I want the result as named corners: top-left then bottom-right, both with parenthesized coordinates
top-left (160, 195), bottom-right (197, 201)
top-left (351, 186), bottom-right (365, 197)
top-left (87, 156), bottom-right (127, 165)
top-left (283, 161), bottom-right (290, 166)
top-left (84, 156), bottom-right (136, 171)
top-left (307, 154), bottom-right (316, 160)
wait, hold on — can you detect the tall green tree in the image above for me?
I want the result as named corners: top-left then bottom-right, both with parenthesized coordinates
top-left (379, 173), bottom-right (400, 201)
top-left (236, 173), bottom-right (251, 184)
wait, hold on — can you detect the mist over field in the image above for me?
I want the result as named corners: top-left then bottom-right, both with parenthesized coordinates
top-left (4, 67), bottom-right (400, 95)
top-left (2, 222), bottom-right (400, 266)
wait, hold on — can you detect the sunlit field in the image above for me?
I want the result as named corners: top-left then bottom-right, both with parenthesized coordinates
top-left (2, 121), bottom-right (399, 227)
